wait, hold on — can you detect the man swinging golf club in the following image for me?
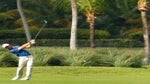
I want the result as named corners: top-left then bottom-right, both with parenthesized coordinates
top-left (2, 39), bottom-right (35, 80)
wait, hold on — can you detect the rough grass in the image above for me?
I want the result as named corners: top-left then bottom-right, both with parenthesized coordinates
top-left (1, 66), bottom-right (150, 84)
top-left (0, 47), bottom-right (144, 67)
top-left (28, 47), bottom-right (144, 67)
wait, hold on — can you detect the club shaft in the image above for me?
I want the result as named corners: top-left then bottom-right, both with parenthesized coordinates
top-left (34, 23), bottom-right (46, 39)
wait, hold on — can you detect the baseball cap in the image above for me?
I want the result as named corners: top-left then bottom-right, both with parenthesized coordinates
top-left (2, 43), bottom-right (9, 48)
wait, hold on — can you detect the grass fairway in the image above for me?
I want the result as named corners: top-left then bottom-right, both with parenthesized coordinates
top-left (1, 67), bottom-right (150, 84)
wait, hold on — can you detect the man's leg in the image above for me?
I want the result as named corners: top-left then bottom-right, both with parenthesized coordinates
top-left (12, 57), bottom-right (28, 80)
top-left (20, 55), bottom-right (33, 80)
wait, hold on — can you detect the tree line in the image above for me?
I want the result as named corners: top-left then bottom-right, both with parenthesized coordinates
top-left (1, 0), bottom-right (150, 65)
top-left (0, 0), bottom-right (141, 47)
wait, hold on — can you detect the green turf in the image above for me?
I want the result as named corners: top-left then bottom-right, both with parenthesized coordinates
top-left (1, 66), bottom-right (150, 84)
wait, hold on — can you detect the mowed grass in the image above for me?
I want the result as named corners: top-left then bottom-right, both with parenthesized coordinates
top-left (1, 67), bottom-right (150, 84)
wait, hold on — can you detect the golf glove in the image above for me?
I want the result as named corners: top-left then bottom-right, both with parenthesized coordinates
top-left (30, 39), bottom-right (35, 44)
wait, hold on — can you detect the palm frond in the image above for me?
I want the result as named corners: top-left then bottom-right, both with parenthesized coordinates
top-left (0, 9), bottom-right (18, 20)
top-left (52, 0), bottom-right (71, 12)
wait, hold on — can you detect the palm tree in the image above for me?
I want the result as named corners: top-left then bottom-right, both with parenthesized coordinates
top-left (17, 0), bottom-right (31, 41)
top-left (70, 0), bottom-right (78, 50)
top-left (98, 0), bottom-right (139, 36)
top-left (77, 0), bottom-right (102, 48)
top-left (138, 0), bottom-right (150, 65)
top-left (51, 0), bottom-right (78, 49)
top-left (54, 0), bottom-right (102, 48)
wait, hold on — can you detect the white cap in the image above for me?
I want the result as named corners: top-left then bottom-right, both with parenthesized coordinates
top-left (2, 43), bottom-right (9, 48)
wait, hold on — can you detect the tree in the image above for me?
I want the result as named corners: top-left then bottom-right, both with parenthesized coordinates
top-left (50, 0), bottom-right (78, 49)
top-left (77, 0), bottom-right (102, 48)
top-left (17, 0), bottom-right (31, 41)
top-left (96, 0), bottom-right (141, 37)
top-left (138, 0), bottom-right (150, 65)
top-left (54, 0), bottom-right (103, 48)
top-left (70, 0), bottom-right (78, 50)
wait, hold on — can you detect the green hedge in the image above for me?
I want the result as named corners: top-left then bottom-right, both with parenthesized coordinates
top-left (0, 39), bottom-right (143, 47)
top-left (128, 31), bottom-right (143, 41)
top-left (0, 30), bottom-right (25, 38)
top-left (0, 28), bottom-right (110, 39)
top-left (0, 39), bottom-right (144, 47)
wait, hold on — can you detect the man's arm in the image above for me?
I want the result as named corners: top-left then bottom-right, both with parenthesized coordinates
top-left (18, 39), bottom-right (35, 50)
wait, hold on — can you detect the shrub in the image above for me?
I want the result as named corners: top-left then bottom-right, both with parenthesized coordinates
top-left (95, 30), bottom-right (111, 39)
top-left (83, 55), bottom-right (114, 67)
top-left (114, 53), bottom-right (143, 68)
top-left (0, 52), bottom-right (18, 67)
top-left (65, 51), bottom-right (90, 66)
top-left (128, 31), bottom-right (143, 41)
top-left (129, 55), bottom-right (143, 68)
top-left (45, 55), bottom-right (68, 66)
top-left (0, 47), bottom-right (144, 68)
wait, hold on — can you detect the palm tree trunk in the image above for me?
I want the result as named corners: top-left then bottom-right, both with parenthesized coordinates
top-left (17, 0), bottom-right (31, 41)
top-left (86, 12), bottom-right (96, 48)
top-left (90, 21), bottom-right (95, 48)
top-left (70, 0), bottom-right (77, 50)
top-left (141, 11), bottom-right (150, 65)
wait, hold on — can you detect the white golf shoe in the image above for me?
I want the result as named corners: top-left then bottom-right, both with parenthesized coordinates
top-left (20, 77), bottom-right (29, 80)
top-left (11, 76), bottom-right (20, 80)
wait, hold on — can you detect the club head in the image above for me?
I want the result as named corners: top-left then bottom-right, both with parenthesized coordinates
top-left (44, 20), bottom-right (47, 24)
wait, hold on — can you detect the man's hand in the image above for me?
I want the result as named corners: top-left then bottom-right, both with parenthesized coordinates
top-left (30, 39), bottom-right (35, 44)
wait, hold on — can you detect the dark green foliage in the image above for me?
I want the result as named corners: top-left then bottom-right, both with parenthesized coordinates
top-left (0, 0), bottom-right (146, 38)
top-left (0, 30), bottom-right (25, 39)
top-left (0, 28), bottom-right (110, 39)
top-left (114, 55), bottom-right (143, 68)
top-left (0, 39), bottom-right (143, 47)
top-left (129, 55), bottom-right (143, 68)
top-left (94, 39), bottom-right (143, 47)
top-left (31, 28), bottom-right (71, 39)
top-left (83, 55), bottom-right (114, 67)
top-left (128, 31), bottom-right (143, 41)
top-left (46, 55), bottom-right (68, 66)
top-left (0, 52), bottom-right (18, 67)
top-left (77, 29), bottom-right (110, 39)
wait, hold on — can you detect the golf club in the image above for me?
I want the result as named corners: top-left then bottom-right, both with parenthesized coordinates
top-left (34, 20), bottom-right (47, 39)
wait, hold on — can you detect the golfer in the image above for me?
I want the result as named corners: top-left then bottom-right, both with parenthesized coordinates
top-left (2, 39), bottom-right (35, 80)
